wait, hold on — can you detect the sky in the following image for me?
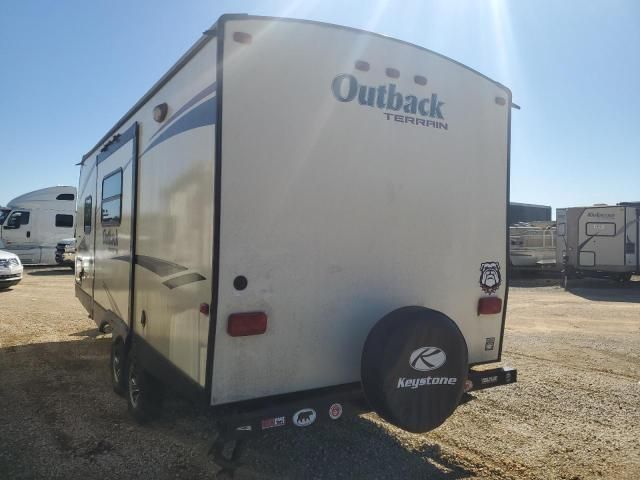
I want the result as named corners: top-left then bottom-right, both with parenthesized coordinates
top-left (0, 0), bottom-right (638, 214)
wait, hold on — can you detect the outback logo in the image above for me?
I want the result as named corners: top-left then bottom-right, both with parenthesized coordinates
top-left (331, 74), bottom-right (448, 130)
top-left (479, 261), bottom-right (502, 295)
top-left (293, 409), bottom-right (317, 427)
top-left (397, 377), bottom-right (458, 389)
top-left (409, 347), bottom-right (446, 371)
top-left (587, 212), bottom-right (615, 218)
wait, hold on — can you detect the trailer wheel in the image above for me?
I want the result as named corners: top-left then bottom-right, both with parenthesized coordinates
top-left (361, 306), bottom-right (468, 433)
top-left (110, 338), bottom-right (128, 397)
top-left (126, 351), bottom-right (164, 423)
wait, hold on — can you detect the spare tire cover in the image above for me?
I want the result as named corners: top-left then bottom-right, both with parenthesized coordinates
top-left (361, 306), bottom-right (468, 433)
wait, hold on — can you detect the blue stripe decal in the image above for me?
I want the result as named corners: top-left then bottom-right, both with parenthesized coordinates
top-left (142, 96), bottom-right (216, 156)
top-left (149, 82), bottom-right (216, 142)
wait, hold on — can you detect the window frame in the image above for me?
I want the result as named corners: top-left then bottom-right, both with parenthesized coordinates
top-left (101, 168), bottom-right (123, 227)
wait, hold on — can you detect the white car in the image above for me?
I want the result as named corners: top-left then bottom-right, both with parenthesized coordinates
top-left (0, 250), bottom-right (23, 290)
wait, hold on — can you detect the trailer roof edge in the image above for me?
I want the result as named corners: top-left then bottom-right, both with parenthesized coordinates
top-left (80, 17), bottom-right (227, 163)
top-left (81, 13), bottom-right (511, 164)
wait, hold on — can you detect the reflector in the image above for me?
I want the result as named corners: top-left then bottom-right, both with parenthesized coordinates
top-left (477, 297), bottom-right (502, 315)
top-left (228, 312), bottom-right (267, 336)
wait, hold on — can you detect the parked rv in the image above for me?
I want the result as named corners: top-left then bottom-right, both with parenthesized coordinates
top-left (0, 249), bottom-right (23, 290)
top-left (0, 186), bottom-right (77, 265)
top-left (76, 14), bottom-right (516, 440)
top-left (557, 203), bottom-right (639, 287)
top-left (509, 221), bottom-right (556, 269)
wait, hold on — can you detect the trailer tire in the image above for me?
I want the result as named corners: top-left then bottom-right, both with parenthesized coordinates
top-left (361, 306), bottom-right (468, 433)
top-left (110, 338), bottom-right (128, 397)
top-left (127, 350), bottom-right (164, 423)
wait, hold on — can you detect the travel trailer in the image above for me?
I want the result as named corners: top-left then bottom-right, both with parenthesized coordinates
top-left (509, 222), bottom-right (556, 269)
top-left (557, 203), bottom-right (639, 287)
top-left (75, 14), bottom-right (516, 439)
top-left (0, 186), bottom-right (76, 265)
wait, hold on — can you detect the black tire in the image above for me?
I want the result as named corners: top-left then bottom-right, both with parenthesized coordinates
top-left (126, 349), bottom-right (164, 423)
top-left (110, 339), bottom-right (128, 397)
top-left (361, 306), bottom-right (468, 433)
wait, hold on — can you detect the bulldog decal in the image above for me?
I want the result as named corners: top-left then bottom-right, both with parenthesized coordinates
top-left (479, 262), bottom-right (502, 294)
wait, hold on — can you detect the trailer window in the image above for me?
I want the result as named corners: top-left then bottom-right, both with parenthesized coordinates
top-left (101, 169), bottom-right (122, 226)
top-left (84, 196), bottom-right (92, 233)
top-left (55, 214), bottom-right (74, 228)
top-left (585, 222), bottom-right (615, 237)
top-left (56, 193), bottom-right (75, 201)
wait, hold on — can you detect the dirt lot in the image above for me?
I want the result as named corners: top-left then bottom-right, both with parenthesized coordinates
top-left (1, 269), bottom-right (639, 479)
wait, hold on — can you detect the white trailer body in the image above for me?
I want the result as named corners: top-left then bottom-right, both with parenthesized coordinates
top-left (77, 15), bottom-right (515, 434)
top-left (0, 186), bottom-right (76, 265)
top-left (557, 204), bottom-right (639, 281)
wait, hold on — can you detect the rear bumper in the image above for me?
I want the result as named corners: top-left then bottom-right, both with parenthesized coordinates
top-left (215, 366), bottom-right (518, 439)
top-left (466, 366), bottom-right (517, 392)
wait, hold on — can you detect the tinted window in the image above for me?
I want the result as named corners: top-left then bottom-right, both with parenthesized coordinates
top-left (6, 211), bottom-right (30, 228)
top-left (102, 170), bottom-right (122, 226)
top-left (56, 193), bottom-right (75, 201)
top-left (103, 172), bottom-right (122, 200)
top-left (84, 196), bottom-right (92, 233)
top-left (101, 199), bottom-right (121, 225)
top-left (55, 214), bottom-right (74, 228)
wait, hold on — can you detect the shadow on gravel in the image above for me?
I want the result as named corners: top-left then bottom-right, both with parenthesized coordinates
top-left (27, 268), bottom-right (74, 276)
top-left (0, 330), bottom-right (476, 479)
top-left (566, 279), bottom-right (640, 303)
top-left (509, 269), bottom-right (561, 288)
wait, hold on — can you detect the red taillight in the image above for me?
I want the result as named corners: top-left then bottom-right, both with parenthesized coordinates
top-left (477, 297), bottom-right (502, 315)
top-left (228, 312), bottom-right (267, 337)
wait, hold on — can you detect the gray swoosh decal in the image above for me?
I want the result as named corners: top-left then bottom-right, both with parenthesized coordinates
top-left (142, 96), bottom-right (216, 156)
top-left (135, 255), bottom-right (188, 277)
top-left (162, 273), bottom-right (206, 289)
top-left (149, 82), bottom-right (216, 142)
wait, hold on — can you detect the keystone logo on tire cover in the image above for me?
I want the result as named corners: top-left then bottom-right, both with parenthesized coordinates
top-left (409, 346), bottom-right (447, 371)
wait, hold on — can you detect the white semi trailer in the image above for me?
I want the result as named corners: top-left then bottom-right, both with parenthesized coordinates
top-left (557, 203), bottom-right (639, 287)
top-left (0, 186), bottom-right (76, 265)
top-left (75, 15), bottom-right (516, 439)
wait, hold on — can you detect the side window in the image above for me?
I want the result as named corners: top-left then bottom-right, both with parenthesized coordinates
top-left (55, 214), bottom-right (74, 228)
top-left (6, 211), bottom-right (30, 229)
top-left (84, 196), bottom-right (92, 233)
top-left (56, 193), bottom-right (75, 201)
top-left (585, 222), bottom-right (615, 237)
top-left (101, 170), bottom-right (122, 226)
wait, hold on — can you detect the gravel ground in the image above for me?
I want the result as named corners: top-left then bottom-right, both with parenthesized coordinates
top-left (0, 268), bottom-right (638, 479)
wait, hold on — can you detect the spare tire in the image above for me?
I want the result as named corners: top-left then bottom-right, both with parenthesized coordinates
top-left (361, 306), bottom-right (468, 433)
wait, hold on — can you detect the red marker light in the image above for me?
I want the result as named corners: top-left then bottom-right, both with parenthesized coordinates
top-left (228, 312), bottom-right (267, 337)
top-left (477, 297), bottom-right (502, 315)
top-left (199, 303), bottom-right (210, 316)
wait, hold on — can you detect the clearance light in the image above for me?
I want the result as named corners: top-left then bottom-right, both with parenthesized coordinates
top-left (464, 379), bottom-right (473, 392)
top-left (233, 32), bottom-right (252, 44)
top-left (228, 312), bottom-right (267, 337)
top-left (477, 297), bottom-right (502, 315)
